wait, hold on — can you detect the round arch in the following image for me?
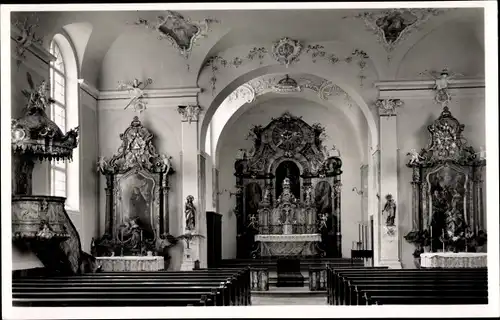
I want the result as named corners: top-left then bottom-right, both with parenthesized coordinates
top-left (199, 64), bottom-right (378, 156)
top-left (213, 92), bottom-right (366, 168)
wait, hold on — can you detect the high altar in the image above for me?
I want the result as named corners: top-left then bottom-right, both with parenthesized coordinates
top-left (234, 112), bottom-right (343, 258)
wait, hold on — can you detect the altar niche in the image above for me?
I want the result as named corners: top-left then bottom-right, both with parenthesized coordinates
top-left (234, 112), bottom-right (342, 259)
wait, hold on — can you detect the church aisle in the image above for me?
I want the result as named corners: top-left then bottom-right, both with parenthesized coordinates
top-left (251, 286), bottom-right (328, 305)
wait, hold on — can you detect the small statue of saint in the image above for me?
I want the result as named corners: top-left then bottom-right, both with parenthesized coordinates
top-left (185, 195), bottom-right (196, 231)
top-left (383, 194), bottom-right (396, 226)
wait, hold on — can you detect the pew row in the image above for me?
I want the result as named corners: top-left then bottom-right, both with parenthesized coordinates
top-left (13, 268), bottom-right (250, 307)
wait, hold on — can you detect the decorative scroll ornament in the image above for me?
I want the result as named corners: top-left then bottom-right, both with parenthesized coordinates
top-left (375, 98), bottom-right (404, 116)
top-left (12, 14), bottom-right (43, 67)
top-left (12, 72), bottom-right (79, 161)
top-left (272, 74), bottom-right (302, 93)
top-left (204, 41), bottom-right (369, 94)
top-left (131, 11), bottom-right (219, 69)
top-left (96, 116), bottom-right (173, 175)
top-left (419, 67), bottom-right (464, 106)
top-left (406, 106), bottom-right (479, 167)
top-left (344, 9), bottom-right (449, 57)
top-left (178, 105), bottom-right (202, 124)
top-left (117, 78), bottom-right (153, 113)
top-left (271, 37), bottom-right (303, 67)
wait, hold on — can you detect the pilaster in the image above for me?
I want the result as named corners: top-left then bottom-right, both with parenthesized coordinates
top-left (178, 105), bottom-right (204, 270)
top-left (375, 98), bottom-right (403, 269)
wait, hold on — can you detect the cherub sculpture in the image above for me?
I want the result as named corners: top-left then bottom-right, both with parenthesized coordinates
top-left (117, 78), bottom-right (153, 113)
top-left (407, 148), bottom-right (424, 166)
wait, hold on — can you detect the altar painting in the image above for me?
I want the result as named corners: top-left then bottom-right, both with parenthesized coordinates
top-left (116, 171), bottom-right (156, 238)
top-left (427, 165), bottom-right (467, 245)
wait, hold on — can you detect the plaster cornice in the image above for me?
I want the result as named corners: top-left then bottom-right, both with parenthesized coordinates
top-left (78, 79), bottom-right (99, 100)
top-left (98, 87), bottom-right (202, 101)
top-left (374, 78), bottom-right (485, 99)
top-left (374, 78), bottom-right (485, 91)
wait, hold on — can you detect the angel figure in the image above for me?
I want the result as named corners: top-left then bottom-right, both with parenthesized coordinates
top-left (407, 148), bottom-right (424, 166)
top-left (248, 214), bottom-right (258, 230)
top-left (421, 68), bottom-right (463, 105)
top-left (117, 78), bottom-right (153, 113)
top-left (96, 156), bottom-right (109, 174)
top-left (13, 15), bottom-right (43, 66)
top-left (318, 213), bottom-right (328, 231)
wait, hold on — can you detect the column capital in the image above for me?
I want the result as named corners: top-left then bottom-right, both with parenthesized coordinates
top-left (375, 99), bottom-right (404, 117)
top-left (178, 105), bottom-right (203, 124)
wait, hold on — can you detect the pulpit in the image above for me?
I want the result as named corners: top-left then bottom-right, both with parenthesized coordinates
top-left (234, 112), bottom-right (343, 259)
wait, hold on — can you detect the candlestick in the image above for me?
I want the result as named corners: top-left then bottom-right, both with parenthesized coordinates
top-left (430, 226), bottom-right (433, 252)
top-left (359, 224), bottom-right (361, 243)
top-left (442, 229), bottom-right (445, 252)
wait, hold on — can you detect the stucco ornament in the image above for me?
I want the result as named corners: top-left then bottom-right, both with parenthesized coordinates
top-left (271, 37), bottom-right (303, 67)
top-left (131, 11), bottom-right (219, 70)
top-left (12, 14), bottom-right (44, 68)
top-left (227, 83), bottom-right (256, 104)
top-left (344, 9), bottom-right (450, 58)
top-left (272, 74), bottom-right (302, 93)
top-left (117, 78), bottom-right (153, 113)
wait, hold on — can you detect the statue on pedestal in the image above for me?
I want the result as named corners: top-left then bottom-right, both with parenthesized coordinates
top-left (185, 195), bottom-right (196, 231)
top-left (383, 194), bottom-right (396, 227)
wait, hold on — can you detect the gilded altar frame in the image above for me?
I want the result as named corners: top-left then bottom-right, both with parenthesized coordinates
top-left (234, 112), bottom-right (343, 258)
top-left (95, 117), bottom-right (174, 256)
top-left (406, 106), bottom-right (486, 252)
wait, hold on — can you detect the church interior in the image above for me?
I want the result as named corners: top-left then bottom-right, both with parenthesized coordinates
top-left (4, 3), bottom-right (498, 312)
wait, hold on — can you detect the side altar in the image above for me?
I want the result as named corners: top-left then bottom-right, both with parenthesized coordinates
top-left (234, 112), bottom-right (343, 259)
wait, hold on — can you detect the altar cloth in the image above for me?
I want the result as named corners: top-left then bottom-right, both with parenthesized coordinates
top-left (420, 252), bottom-right (487, 269)
top-left (254, 234), bottom-right (322, 256)
top-left (96, 256), bottom-right (165, 272)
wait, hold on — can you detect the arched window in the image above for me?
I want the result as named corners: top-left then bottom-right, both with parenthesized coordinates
top-left (49, 35), bottom-right (80, 212)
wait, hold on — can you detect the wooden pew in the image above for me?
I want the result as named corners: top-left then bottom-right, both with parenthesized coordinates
top-left (13, 268), bottom-right (250, 307)
top-left (327, 268), bottom-right (487, 306)
top-left (330, 268), bottom-right (486, 304)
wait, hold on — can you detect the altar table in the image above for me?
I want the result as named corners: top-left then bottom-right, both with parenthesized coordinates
top-left (96, 256), bottom-right (165, 272)
top-left (254, 234), bottom-right (321, 257)
top-left (420, 252), bottom-right (487, 269)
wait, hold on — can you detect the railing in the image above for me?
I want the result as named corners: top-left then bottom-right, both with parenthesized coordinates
top-left (258, 224), bottom-right (318, 235)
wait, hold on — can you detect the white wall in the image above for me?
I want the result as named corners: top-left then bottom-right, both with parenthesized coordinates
top-left (216, 97), bottom-right (364, 258)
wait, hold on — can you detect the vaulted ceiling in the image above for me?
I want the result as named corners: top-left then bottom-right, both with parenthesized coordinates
top-left (11, 7), bottom-right (485, 88)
